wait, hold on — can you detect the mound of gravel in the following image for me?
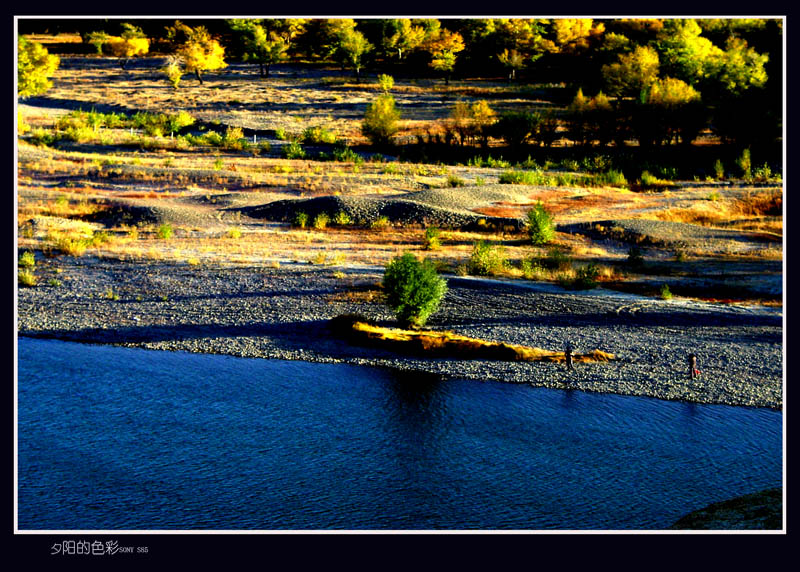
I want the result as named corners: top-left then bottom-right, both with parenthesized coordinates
top-left (563, 219), bottom-right (780, 251)
top-left (243, 195), bottom-right (524, 230)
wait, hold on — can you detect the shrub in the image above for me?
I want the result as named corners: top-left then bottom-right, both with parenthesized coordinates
top-left (222, 126), bottom-right (245, 150)
top-left (571, 263), bottom-right (600, 289)
top-left (275, 128), bottom-right (288, 140)
top-left (526, 202), bottom-right (555, 245)
top-left (282, 140), bottom-right (306, 159)
top-left (660, 284), bottom-right (673, 300)
top-left (714, 159), bottom-right (726, 180)
top-left (468, 240), bottom-right (507, 276)
top-left (157, 223), bottom-right (174, 240)
top-left (446, 175), bottom-right (466, 187)
top-left (330, 145), bottom-right (363, 164)
top-left (18, 251), bottom-right (36, 268)
top-left (382, 252), bottom-right (448, 328)
top-left (423, 227), bottom-right (441, 251)
top-left (312, 213), bottom-right (330, 230)
top-left (293, 211), bottom-right (309, 229)
top-left (377, 74), bottom-right (394, 93)
top-left (333, 210), bottom-right (352, 226)
top-left (18, 269), bottom-right (37, 287)
top-left (226, 227), bottom-right (242, 239)
top-left (302, 125), bottom-right (337, 144)
top-left (737, 148), bottom-right (752, 180)
top-left (627, 246), bottom-right (644, 267)
top-left (371, 216), bottom-right (390, 230)
top-left (362, 93), bottom-right (400, 146)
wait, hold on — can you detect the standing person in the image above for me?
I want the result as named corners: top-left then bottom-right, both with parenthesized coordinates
top-left (689, 353), bottom-right (699, 379)
top-left (565, 343), bottom-right (574, 372)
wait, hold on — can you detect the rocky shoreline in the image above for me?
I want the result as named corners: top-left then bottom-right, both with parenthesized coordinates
top-left (17, 257), bottom-right (783, 409)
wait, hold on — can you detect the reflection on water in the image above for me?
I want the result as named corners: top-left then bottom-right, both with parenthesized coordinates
top-left (17, 337), bottom-right (782, 530)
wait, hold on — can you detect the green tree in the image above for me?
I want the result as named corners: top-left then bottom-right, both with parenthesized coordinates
top-left (383, 18), bottom-right (426, 61)
top-left (336, 26), bottom-right (373, 78)
top-left (228, 19), bottom-right (292, 78)
top-left (17, 37), bottom-right (60, 98)
top-left (383, 253), bottom-right (448, 328)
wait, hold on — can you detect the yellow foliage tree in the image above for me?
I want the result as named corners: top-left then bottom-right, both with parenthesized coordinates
top-left (602, 45), bottom-right (660, 98)
top-left (107, 37), bottom-right (150, 68)
top-left (553, 18), bottom-right (605, 52)
top-left (176, 25), bottom-right (227, 84)
top-left (17, 37), bottom-right (60, 98)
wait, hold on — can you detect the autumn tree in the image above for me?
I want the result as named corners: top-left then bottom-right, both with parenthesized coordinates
top-left (169, 22), bottom-right (227, 85)
top-left (424, 28), bottom-right (465, 84)
top-left (107, 23), bottom-right (150, 69)
top-left (17, 37), bottom-right (60, 98)
top-left (382, 19), bottom-right (426, 61)
top-left (602, 44), bottom-right (660, 98)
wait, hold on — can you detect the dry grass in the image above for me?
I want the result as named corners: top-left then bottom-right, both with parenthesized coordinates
top-left (335, 318), bottom-right (615, 363)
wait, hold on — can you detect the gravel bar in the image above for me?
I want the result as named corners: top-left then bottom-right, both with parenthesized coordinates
top-left (17, 257), bottom-right (783, 409)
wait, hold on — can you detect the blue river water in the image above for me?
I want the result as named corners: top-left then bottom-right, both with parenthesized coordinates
top-left (17, 337), bottom-right (782, 530)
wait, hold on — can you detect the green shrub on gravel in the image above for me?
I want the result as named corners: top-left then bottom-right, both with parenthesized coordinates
top-left (383, 252), bottom-right (448, 328)
top-left (526, 201), bottom-right (555, 245)
top-left (362, 93), bottom-right (400, 146)
top-left (18, 251), bottom-right (36, 268)
top-left (18, 269), bottom-right (37, 287)
top-left (468, 240), bottom-right (508, 276)
top-left (301, 125), bottom-right (338, 145)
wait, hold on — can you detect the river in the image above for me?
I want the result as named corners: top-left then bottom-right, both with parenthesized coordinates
top-left (17, 337), bottom-right (782, 530)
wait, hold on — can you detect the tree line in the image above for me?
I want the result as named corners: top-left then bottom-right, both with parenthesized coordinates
top-left (18, 18), bottom-right (783, 152)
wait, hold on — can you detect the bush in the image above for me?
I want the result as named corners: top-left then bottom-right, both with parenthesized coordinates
top-left (446, 174), bottom-right (466, 187)
top-left (362, 93), bottom-right (400, 146)
top-left (312, 213), bottom-right (330, 230)
top-left (371, 216), bottom-right (390, 230)
top-left (18, 251), bottom-right (36, 268)
top-left (333, 210), bottom-right (352, 226)
top-left (570, 263), bottom-right (600, 289)
top-left (302, 125), bottom-right (337, 145)
top-left (468, 240), bottom-right (507, 276)
top-left (660, 284), bottom-right (673, 300)
top-left (382, 253), bottom-right (448, 328)
top-left (18, 269), bottom-right (37, 287)
top-left (526, 201), bottom-right (555, 245)
top-left (282, 140), bottom-right (306, 159)
top-left (377, 74), bottom-right (394, 93)
top-left (423, 227), bottom-right (441, 251)
top-left (157, 223), bottom-right (174, 240)
top-left (293, 211), bottom-right (309, 229)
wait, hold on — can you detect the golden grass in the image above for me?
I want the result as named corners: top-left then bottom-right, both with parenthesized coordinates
top-left (336, 318), bottom-right (615, 363)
